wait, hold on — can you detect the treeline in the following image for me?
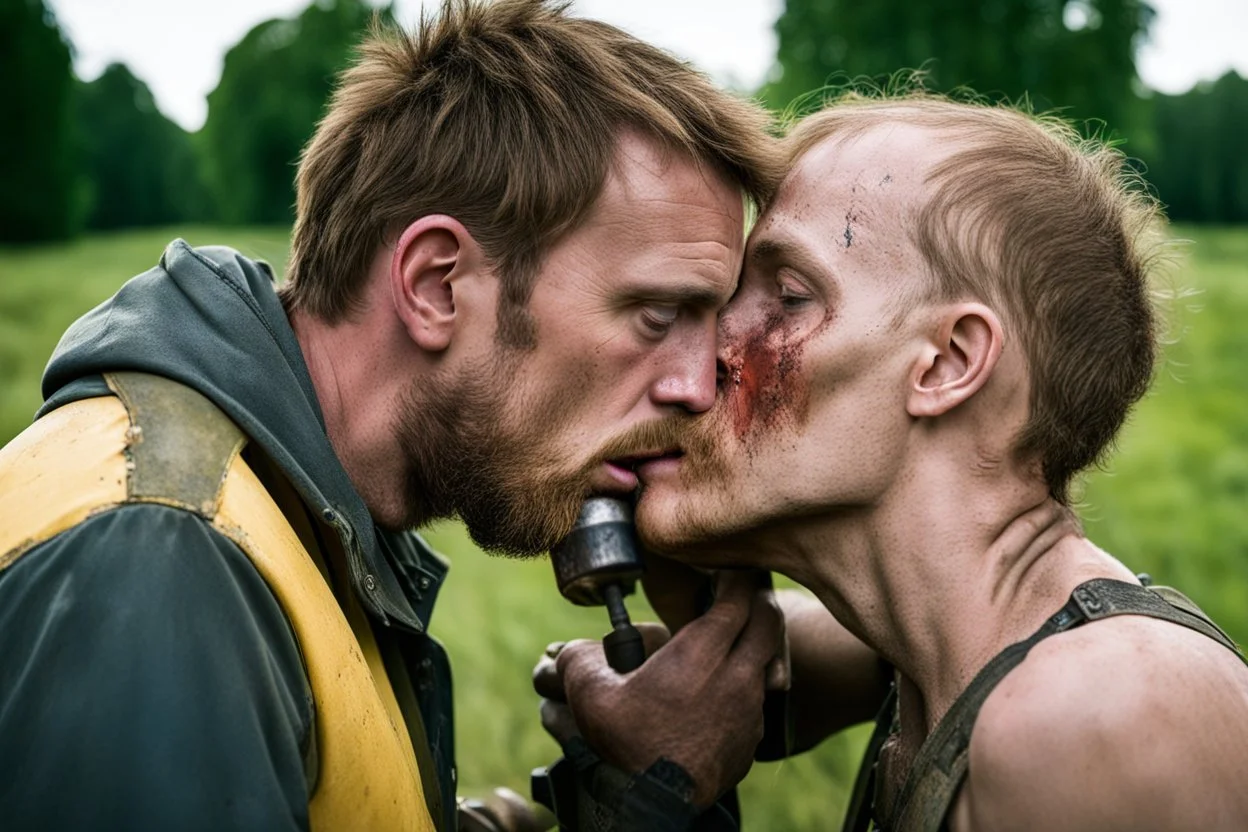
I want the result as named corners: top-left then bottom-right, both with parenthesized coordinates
top-left (1, 0), bottom-right (381, 243)
top-left (766, 0), bottom-right (1248, 225)
top-left (3, 0), bottom-right (1246, 245)
top-left (1149, 72), bottom-right (1248, 222)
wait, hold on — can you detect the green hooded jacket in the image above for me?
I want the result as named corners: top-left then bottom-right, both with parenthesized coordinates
top-left (0, 240), bottom-right (456, 831)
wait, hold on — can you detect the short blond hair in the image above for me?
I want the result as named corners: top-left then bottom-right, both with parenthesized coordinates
top-left (283, 0), bottom-right (781, 346)
top-left (788, 93), bottom-right (1164, 502)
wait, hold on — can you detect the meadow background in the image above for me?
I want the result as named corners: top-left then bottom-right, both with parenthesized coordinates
top-left (5, 0), bottom-right (1248, 827)
top-left (2, 223), bottom-right (1244, 829)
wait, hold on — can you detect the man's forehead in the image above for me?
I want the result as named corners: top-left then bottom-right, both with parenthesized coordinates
top-left (783, 123), bottom-right (941, 211)
top-left (598, 131), bottom-right (744, 220)
top-left (746, 121), bottom-right (946, 293)
top-left (534, 130), bottom-right (745, 308)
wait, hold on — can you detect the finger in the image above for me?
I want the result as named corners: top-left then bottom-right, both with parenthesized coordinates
top-left (729, 584), bottom-right (786, 672)
top-left (486, 788), bottom-right (554, 832)
top-left (539, 698), bottom-right (581, 746)
top-left (456, 801), bottom-right (506, 832)
top-left (748, 575), bottom-right (791, 690)
top-left (765, 619), bottom-right (792, 692)
top-left (532, 653), bottom-right (566, 702)
top-left (641, 552), bottom-right (716, 632)
top-left (663, 570), bottom-right (757, 664)
top-left (554, 638), bottom-right (612, 699)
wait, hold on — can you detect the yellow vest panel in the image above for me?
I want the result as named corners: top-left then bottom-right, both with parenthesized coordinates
top-left (0, 375), bottom-right (435, 832)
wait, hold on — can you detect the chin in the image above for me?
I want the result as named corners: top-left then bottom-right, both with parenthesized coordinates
top-left (634, 485), bottom-right (742, 560)
top-left (632, 484), bottom-right (689, 549)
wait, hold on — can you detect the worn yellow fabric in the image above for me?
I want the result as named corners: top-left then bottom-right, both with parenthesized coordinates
top-left (0, 393), bottom-right (435, 832)
top-left (0, 397), bottom-right (129, 571)
top-left (215, 454), bottom-right (435, 832)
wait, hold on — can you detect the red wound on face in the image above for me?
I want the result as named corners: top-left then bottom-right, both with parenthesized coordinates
top-left (724, 309), bottom-right (806, 441)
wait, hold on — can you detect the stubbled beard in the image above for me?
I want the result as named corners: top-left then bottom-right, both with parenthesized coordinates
top-left (394, 351), bottom-right (715, 558)
top-left (636, 408), bottom-right (738, 554)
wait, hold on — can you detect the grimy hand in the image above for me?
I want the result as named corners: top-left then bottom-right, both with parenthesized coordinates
top-left (639, 550), bottom-right (716, 634)
top-left (533, 571), bottom-right (784, 808)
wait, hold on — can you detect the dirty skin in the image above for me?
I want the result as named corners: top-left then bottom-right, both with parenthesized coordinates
top-left (721, 305), bottom-right (834, 447)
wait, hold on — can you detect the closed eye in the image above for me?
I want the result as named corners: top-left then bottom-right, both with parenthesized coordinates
top-left (778, 269), bottom-right (814, 309)
top-left (640, 303), bottom-right (680, 335)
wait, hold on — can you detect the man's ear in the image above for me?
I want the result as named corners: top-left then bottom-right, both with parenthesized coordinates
top-left (390, 215), bottom-right (483, 352)
top-left (907, 302), bottom-right (1004, 418)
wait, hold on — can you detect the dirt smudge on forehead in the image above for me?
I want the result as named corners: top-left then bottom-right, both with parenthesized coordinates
top-left (843, 209), bottom-right (858, 248)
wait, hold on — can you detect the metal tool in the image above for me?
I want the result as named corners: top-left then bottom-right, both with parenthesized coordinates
top-left (549, 497), bottom-right (646, 673)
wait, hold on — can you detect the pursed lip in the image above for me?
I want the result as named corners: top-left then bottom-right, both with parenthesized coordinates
top-left (608, 449), bottom-right (685, 485)
top-left (592, 448), bottom-right (685, 496)
top-left (596, 460), bottom-right (639, 494)
top-left (607, 447), bottom-right (684, 471)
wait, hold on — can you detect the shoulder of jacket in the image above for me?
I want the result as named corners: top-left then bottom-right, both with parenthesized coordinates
top-left (1, 372), bottom-right (249, 572)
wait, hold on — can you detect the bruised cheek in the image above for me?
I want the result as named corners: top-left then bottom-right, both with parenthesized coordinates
top-left (722, 309), bottom-right (811, 441)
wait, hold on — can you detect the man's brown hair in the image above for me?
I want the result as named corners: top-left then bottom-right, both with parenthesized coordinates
top-left (787, 94), bottom-right (1164, 502)
top-left (283, 0), bottom-right (780, 347)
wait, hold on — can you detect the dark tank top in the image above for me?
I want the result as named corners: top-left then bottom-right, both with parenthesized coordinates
top-left (841, 577), bottom-right (1245, 832)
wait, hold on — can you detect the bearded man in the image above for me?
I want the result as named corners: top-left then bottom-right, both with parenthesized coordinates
top-left (0, 2), bottom-right (786, 830)
top-left (549, 96), bottom-right (1248, 831)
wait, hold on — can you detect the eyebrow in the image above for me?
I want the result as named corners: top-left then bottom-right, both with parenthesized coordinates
top-left (623, 282), bottom-right (732, 308)
top-left (751, 236), bottom-right (823, 277)
top-left (749, 237), bottom-right (791, 265)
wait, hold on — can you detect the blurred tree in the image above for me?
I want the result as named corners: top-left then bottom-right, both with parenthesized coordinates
top-left (200, 0), bottom-right (391, 225)
top-left (1143, 72), bottom-right (1248, 222)
top-left (0, 0), bottom-right (82, 242)
top-left (75, 64), bottom-right (210, 230)
top-left (765, 0), bottom-right (1155, 137)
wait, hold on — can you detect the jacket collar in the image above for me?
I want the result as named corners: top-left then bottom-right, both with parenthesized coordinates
top-left (40, 239), bottom-right (445, 632)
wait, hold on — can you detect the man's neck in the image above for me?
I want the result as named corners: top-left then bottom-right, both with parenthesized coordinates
top-left (770, 456), bottom-right (1136, 733)
top-left (289, 305), bottom-right (414, 527)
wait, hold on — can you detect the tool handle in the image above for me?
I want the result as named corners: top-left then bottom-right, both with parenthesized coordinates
top-left (603, 625), bottom-right (646, 673)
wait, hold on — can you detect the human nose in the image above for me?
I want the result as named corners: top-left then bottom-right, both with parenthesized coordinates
top-left (650, 332), bottom-right (718, 413)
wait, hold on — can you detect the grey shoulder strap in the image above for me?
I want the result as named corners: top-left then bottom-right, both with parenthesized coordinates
top-left (840, 683), bottom-right (898, 832)
top-left (105, 371), bottom-right (246, 518)
top-left (871, 578), bottom-right (1243, 832)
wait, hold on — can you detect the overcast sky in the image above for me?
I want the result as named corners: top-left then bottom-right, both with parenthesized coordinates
top-left (52, 0), bottom-right (1248, 132)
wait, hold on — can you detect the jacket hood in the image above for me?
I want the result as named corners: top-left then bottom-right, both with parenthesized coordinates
top-left (40, 239), bottom-right (439, 632)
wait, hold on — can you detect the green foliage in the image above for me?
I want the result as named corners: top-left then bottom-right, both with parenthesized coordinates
top-left (766, 0), bottom-right (1154, 137)
top-left (199, 0), bottom-right (389, 225)
top-left (75, 64), bottom-right (210, 230)
top-left (0, 227), bottom-right (289, 439)
top-left (1141, 72), bottom-right (1248, 222)
top-left (3, 0), bottom-right (1244, 242)
top-left (0, 0), bottom-right (82, 242)
top-left (1079, 227), bottom-right (1248, 641)
top-left (3, 224), bottom-right (1245, 829)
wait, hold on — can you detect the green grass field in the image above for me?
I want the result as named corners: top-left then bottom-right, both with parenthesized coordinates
top-left (2, 225), bottom-right (1245, 829)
